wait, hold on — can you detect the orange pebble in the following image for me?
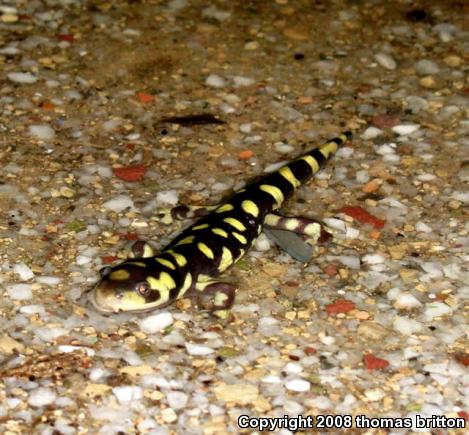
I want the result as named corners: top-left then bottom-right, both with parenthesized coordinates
top-left (238, 150), bottom-right (254, 160)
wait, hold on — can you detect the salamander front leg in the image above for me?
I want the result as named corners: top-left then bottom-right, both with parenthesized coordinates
top-left (129, 240), bottom-right (155, 258)
top-left (156, 205), bottom-right (218, 224)
top-left (194, 280), bottom-right (236, 319)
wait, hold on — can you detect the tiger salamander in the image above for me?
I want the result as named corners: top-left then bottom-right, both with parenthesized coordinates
top-left (90, 132), bottom-right (352, 317)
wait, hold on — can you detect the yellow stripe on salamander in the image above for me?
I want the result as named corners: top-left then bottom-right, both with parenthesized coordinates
top-left (198, 242), bottom-right (214, 259)
top-left (241, 200), bottom-right (259, 217)
top-left (260, 184), bottom-right (284, 206)
top-left (279, 166), bottom-right (301, 188)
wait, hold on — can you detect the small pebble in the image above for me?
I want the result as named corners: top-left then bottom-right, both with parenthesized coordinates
top-left (374, 53), bottom-right (396, 70)
top-left (392, 124), bottom-right (420, 135)
top-left (393, 316), bottom-right (423, 335)
top-left (394, 293), bottom-right (422, 310)
top-left (285, 379), bottom-right (310, 392)
top-left (232, 75), bottom-right (254, 87)
top-left (415, 59), bottom-right (440, 75)
top-left (7, 72), bottom-right (38, 84)
top-left (13, 262), bottom-right (35, 280)
top-left (185, 343), bottom-right (214, 355)
top-left (362, 254), bottom-right (385, 265)
top-left (274, 142), bottom-right (294, 153)
top-left (166, 391), bottom-right (188, 410)
top-left (361, 126), bottom-right (383, 140)
top-left (205, 74), bottom-right (226, 88)
top-left (112, 386), bottom-right (143, 404)
top-left (36, 276), bottom-right (61, 285)
top-left (28, 388), bottom-right (57, 407)
top-left (6, 283), bottom-right (33, 300)
top-left (424, 302), bottom-right (452, 319)
top-left (156, 190), bottom-right (179, 206)
top-left (254, 233), bottom-right (271, 251)
top-left (29, 124), bottom-right (55, 140)
top-left (103, 195), bottom-right (134, 212)
top-left (138, 312), bottom-right (173, 333)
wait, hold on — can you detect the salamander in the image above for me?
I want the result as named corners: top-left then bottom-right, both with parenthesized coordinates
top-left (89, 132), bottom-right (352, 318)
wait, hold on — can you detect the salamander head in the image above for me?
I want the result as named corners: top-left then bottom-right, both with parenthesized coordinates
top-left (90, 262), bottom-right (171, 314)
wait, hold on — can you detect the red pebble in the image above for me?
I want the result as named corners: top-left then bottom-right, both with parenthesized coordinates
top-left (101, 256), bottom-right (119, 264)
top-left (339, 206), bottom-right (385, 229)
top-left (454, 352), bottom-right (469, 366)
top-left (363, 353), bottom-right (390, 371)
top-left (137, 92), bottom-right (155, 103)
top-left (113, 165), bottom-right (147, 182)
top-left (325, 299), bottom-right (355, 315)
top-left (323, 264), bottom-right (338, 276)
top-left (371, 114), bottom-right (400, 129)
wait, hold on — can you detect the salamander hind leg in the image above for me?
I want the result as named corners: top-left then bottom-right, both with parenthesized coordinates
top-left (264, 213), bottom-right (332, 262)
top-left (194, 279), bottom-right (237, 319)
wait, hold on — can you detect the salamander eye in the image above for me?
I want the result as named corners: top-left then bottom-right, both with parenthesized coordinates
top-left (99, 266), bottom-right (112, 278)
top-left (135, 282), bottom-right (151, 297)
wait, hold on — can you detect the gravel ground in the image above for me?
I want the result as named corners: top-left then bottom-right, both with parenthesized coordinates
top-left (0, 1), bottom-right (468, 434)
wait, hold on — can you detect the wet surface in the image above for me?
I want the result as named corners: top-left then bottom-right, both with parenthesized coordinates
top-left (0, 1), bottom-right (468, 433)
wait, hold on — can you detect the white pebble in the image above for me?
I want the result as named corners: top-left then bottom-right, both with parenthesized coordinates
top-left (103, 195), bottom-right (134, 213)
top-left (285, 379), bottom-right (310, 392)
top-left (285, 362), bottom-right (303, 374)
top-left (76, 255), bottom-right (91, 265)
top-left (239, 123), bottom-right (252, 133)
top-left (392, 124), bottom-right (420, 136)
top-left (102, 118), bottom-right (121, 131)
top-left (320, 336), bottom-right (335, 345)
top-left (393, 316), bottom-right (423, 335)
top-left (262, 374), bottom-right (281, 384)
top-left (138, 312), bottom-right (173, 334)
top-left (29, 124), bottom-right (55, 140)
top-left (89, 367), bottom-right (110, 382)
top-left (233, 75), bottom-right (254, 87)
top-left (36, 276), bottom-right (61, 285)
top-left (7, 72), bottom-right (37, 84)
top-left (185, 343), bottom-right (214, 356)
top-left (451, 191), bottom-right (469, 203)
top-left (323, 217), bottom-right (347, 233)
top-left (112, 386), bottom-right (143, 404)
top-left (205, 74), bottom-right (226, 88)
top-left (362, 254), bottom-right (385, 265)
top-left (254, 233), bottom-right (271, 251)
top-left (415, 221), bottom-right (432, 233)
top-left (345, 227), bottom-right (360, 239)
top-left (6, 283), bottom-right (32, 300)
top-left (337, 255), bottom-right (360, 269)
top-left (13, 262), bottom-right (34, 280)
top-left (361, 126), bottom-right (383, 140)
top-left (19, 304), bottom-right (45, 314)
top-left (166, 391), bottom-right (188, 410)
top-left (156, 190), bottom-right (179, 206)
top-left (35, 327), bottom-right (68, 342)
top-left (364, 388), bottom-right (385, 401)
top-left (274, 142), bottom-right (294, 154)
top-left (28, 388), bottom-right (56, 407)
top-left (424, 302), bottom-right (452, 320)
top-left (356, 170), bottom-right (370, 183)
top-left (264, 161), bottom-right (287, 173)
top-left (374, 53), bottom-right (396, 70)
top-left (415, 59), bottom-right (440, 75)
top-left (376, 144), bottom-right (396, 155)
top-left (394, 293), bottom-right (422, 310)
top-left (417, 173), bottom-right (436, 181)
